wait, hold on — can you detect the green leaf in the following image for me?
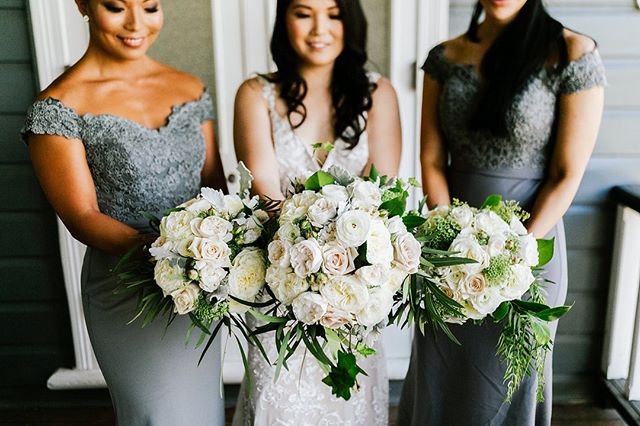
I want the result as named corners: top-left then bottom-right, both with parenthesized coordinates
top-left (536, 238), bottom-right (555, 268)
top-left (512, 299), bottom-right (550, 313)
top-left (247, 309), bottom-right (289, 324)
top-left (380, 196), bottom-right (406, 217)
top-left (532, 304), bottom-right (573, 322)
top-left (304, 171), bottom-right (335, 191)
top-left (492, 301), bottom-right (510, 322)
top-left (530, 319), bottom-right (551, 346)
top-left (480, 194), bottom-right (502, 209)
top-left (274, 327), bottom-right (292, 382)
top-left (321, 351), bottom-right (365, 400)
top-left (367, 164), bottom-right (379, 182)
top-left (402, 215), bottom-right (427, 230)
top-left (427, 257), bottom-right (477, 267)
top-left (408, 177), bottom-right (421, 188)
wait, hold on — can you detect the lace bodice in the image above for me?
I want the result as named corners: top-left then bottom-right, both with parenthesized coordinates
top-left (258, 75), bottom-right (375, 194)
top-left (422, 43), bottom-right (606, 173)
top-left (21, 91), bottom-right (214, 223)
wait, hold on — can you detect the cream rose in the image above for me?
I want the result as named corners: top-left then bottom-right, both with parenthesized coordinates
top-left (154, 258), bottom-right (186, 296)
top-left (321, 184), bottom-right (349, 204)
top-left (357, 287), bottom-right (394, 327)
top-left (320, 307), bottom-right (353, 329)
top-left (268, 239), bottom-right (292, 268)
top-left (469, 288), bottom-right (503, 317)
top-left (195, 261), bottom-right (228, 292)
top-left (487, 234), bottom-right (507, 257)
top-left (355, 263), bottom-right (390, 287)
top-left (450, 234), bottom-right (490, 273)
top-left (518, 234), bottom-right (539, 267)
top-left (277, 222), bottom-right (301, 242)
top-left (386, 216), bottom-right (407, 235)
top-left (223, 194), bottom-right (245, 216)
top-left (320, 275), bottom-right (369, 313)
top-left (190, 216), bottom-right (233, 241)
top-left (228, 248), bottom-right (266, 300)
top-left (307, 197), bottom-right (338, 227)
top-left (160, 210), bottom-right (196, 240)
top-left (366, 218), bottom-right (394, 265)
top-left (450, 205), bottom-right (474, 228)
top-left (393, 232), bottom-right (421, 273)
top-left (383, 266), bottom-right (409, 293)
top-left (509, 215), bottom-right (528, 235)
top-left (179, 197), bottom-right (212, 213)
top-left (292, 292), bottom-right (328, 324)
top-left (290, 239), bottom-right (323, 278)
top-left (500, 264), bottom-right (534, 300)
top-left (462, 273), bottom-right (487, 296)
top-left (336, 210), bottom-right (371, 247)
top-left (280, 191), bottom-right (318, 222)
top-left (321, 242), bottom-right (357, 276)
top-left (272, 270), bottom-right (309, 305)
top-left (171, 284), bottom-right (200, 315)
top-left (189, 237), bottom-right (231, 266)
top-left (474, 210), bottom-right (510, 236)
top-left (351, 180), bottom-right (382, 209)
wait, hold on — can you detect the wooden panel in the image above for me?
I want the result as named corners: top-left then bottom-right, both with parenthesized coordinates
top-left (0, 164), bottom-right (49, 210)
top-left (0, 64), bottom-right (35, 113)
top-left (567, 248), bottom-right (610, 292)
top-left (0, 115), bottom-right (29, 162)
top-left (563, 205), bottom-right (614, 249)
top-left (0, 346), bottom-right (73, 387)
top-left (574, 157), bottom-right (640, 204)
top-left (0, 257), bottom-right (64, 301)
top-left (0, 212), bottom-right (59, 256)
top-left (553, 334), bottom-right (601, 374)
top-left (595, 110), bottom-right (640, 155)
top-left (1, 302), bottom-right (72, 345)
top-left (556, 292), bottom-right (607, 334)
top-left (0, 0), bottom-right (24, 9)
top-left (0, 9), bottom-right (30, 61)
top-left (603, 60), bottom-right (640, 109)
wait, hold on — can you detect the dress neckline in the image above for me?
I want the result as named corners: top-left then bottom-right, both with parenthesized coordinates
top-left (37, 89), bottom-right (209, 134)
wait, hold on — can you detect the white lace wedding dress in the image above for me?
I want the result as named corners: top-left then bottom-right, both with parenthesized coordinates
top-left (232, 74), bottom-right (389, 426)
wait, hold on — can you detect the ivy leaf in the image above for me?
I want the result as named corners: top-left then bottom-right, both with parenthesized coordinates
top-left (367, 164), bottom-right (379, 182)
top-left (380, 194), bottom-right (407, 217)
top-left (321, 351), bottom-right (365, 400)
top-left (492, 301), bottom-right (510, 322)
top-left (480, 194), bottom-right (502, 209)
top-left (304, 171), bottom-right (335, 191)
top-left (402, 215), bottom-right (427, 230)
top-left (536, 238), bottom-right (555, 268)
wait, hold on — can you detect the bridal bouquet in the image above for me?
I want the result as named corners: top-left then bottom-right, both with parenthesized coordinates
top-left (114, 163), bottom-right (273, 355)
top-left (252, 166), bottom-right (422, 400)
top-left (395, 195), bottom-right (571, 401)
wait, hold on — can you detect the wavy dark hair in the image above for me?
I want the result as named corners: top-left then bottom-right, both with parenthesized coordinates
top-left (467, 0), bottom-right (568, 136)
top-left (266, 0), bottom-right (375, 147)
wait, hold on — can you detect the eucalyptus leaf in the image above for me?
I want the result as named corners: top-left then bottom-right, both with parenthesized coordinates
top-left (536, 238), bottom-right (555, 268)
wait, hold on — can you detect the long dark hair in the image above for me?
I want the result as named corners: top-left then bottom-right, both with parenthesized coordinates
top-left (467, 0), bottom-right (567, 136)
top-left (267, 0), bottom-right (374, 147)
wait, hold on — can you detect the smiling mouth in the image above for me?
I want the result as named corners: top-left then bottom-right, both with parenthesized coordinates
top-left (119, 36), bottom-right (145, 48)
top-left (307, 41), bottom-right (330, 50)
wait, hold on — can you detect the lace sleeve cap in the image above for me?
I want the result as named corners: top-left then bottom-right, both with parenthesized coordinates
top-left (421, 43), bottom-right (449, 84)
top-left (20, 98), bottom-right (82, 144)
top-left (559, 49), bottom-right (607, 94)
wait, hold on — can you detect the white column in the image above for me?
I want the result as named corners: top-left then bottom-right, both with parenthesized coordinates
top-left (601, 206), bottom-right (640, 383)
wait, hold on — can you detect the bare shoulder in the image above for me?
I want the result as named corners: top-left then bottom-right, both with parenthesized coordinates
top-left (36, 66), bottom-right (87, 103)
top-left (563, 29), bottom-right (597, 61)
top-left (371, 77), bottom-right (397, 101)
top-left (157, 65), bottom-right (206, 100)
top-left (440, 34), bottom-right (468, 62)
top-left (235, 76), bottom-right (270, 108)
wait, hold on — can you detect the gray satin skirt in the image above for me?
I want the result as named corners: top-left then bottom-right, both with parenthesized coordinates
top-left (82, 246), bottom-right (224, 425)
top-left (398, 166), bottom-right (568, 426)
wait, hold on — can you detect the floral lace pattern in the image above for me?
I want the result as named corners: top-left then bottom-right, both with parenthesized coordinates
top-left (232, 74), bottom-right (389, 426)
top-left (422, 43), bottom-right (606, 172)
top-left (21, 91), bottom-right (214, 223)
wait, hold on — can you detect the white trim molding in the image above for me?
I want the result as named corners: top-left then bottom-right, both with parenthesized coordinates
top-left (27, 0), bottom-right (104, 389)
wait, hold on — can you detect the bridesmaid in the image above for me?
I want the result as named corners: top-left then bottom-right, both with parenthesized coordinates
top-left (22, 0), bottom-right (226, 424)
top-left (232, 0), bottom-right (402, 424)
top-left (398, 0), bottom-right (605, 424)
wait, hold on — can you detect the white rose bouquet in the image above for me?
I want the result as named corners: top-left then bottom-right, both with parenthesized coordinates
top-left (252, 165), bottom-right (421, 400)
top-left (392, 194), bottom-right (572, 402)
top-left (114, 163), bottom-right (273, 357)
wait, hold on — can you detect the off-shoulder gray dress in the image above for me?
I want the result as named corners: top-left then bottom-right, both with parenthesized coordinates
top-left (397, 44), bottom-right (606, 425)
top-left (21, 92), bottom-right (224, 426)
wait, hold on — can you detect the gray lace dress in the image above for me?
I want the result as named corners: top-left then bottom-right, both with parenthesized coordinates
top-left (21, 92), bottom-right (224, 426)
top-left (397, 44), bottom-right (606, 425)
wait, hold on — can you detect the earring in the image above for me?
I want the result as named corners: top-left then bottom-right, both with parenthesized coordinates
top-left (83, 15), bottom-right (89, 22)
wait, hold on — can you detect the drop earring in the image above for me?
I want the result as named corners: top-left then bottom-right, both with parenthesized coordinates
top-left (83, 15), bottom-right (89, 22)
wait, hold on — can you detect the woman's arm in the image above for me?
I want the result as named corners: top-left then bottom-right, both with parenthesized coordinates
top-left (200, 119), bottom-right (228, 192)
top-left (365, 77), bottom-right (402, 177)
top-left (28, 134), bottom-right (143, 255)
top-left (526, 84), bottom-right (604, 237)
top-left (419, 74), bottom-right (450, 208)
top-left (233, 78), bottom-right (284, 200)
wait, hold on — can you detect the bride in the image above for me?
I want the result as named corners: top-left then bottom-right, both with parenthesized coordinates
top-left (232, 0), bottom-right (401, 424)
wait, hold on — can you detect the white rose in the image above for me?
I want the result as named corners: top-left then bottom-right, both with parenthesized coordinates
top-left (487, 234), bottom-right (507, 257)
top-left (272, 270), bottom-right (309, 305)
top-left (154, 258), bottom-right (186, 296)
top-left (189, 238), bottom-right (231, 266)
top-left (292, 292), bottom-right (328, 324)
top-left (450, 235), bottom-right (490, 274)
top-left (321, 184), bottom-right (349, 204)
top-left (268, 240), bottom-right (292, 268)
top-left (366, 218), bottom-right (394, 265)
top-left (320, 307), bottom-right (353, 329)
top-left (383, 266), bottom-right (409, 293)
top-left (322, 242), bottom-right (357, 276)
top-left (461, 273), bottom-right (487, 296)
top-left (393, 232), bottom-right (422, 273)
top-left (320, 275), bottom-right (369, 313)
top-left (223, 194), bottom-right (245, 216)
top-left (425, 205), bottom-right (449, 220)
top-left (280, 191), bottom-right (318, 222)
top-left (277, 222), bottom-right (301, 242)
top-left (190, 216), bottom-right (233, 241)
top-left (450, 205), bottom-right (474, 228)
top-left (336, 210), bottom-right (371, 247)
top-left (442, 267), bottom-right (467, 293)
top-left (160, 210), bottom-right (196, 240)
top-left (307, 197), bottom-right (338, 227)
top-left (474, 210), bottom-right (510, 236)
top-left (316, 222), bottom-right (337, 245)
top-left (355, 263), bottom-right (390, 287)
top-left (386, 216), bottom-right (407, 236)
top-left (173, 237), bottom-right (194, 258)
top-left (519, 234), bottom-right (539, 267)
top-left (265, 265), bottom-right (288, 290)
top-left (179, 197), bottom-right (213, 213)
top-left (290, 239), bottom-right (323, 278)
top-left (195, 261), bottom-right (228, 292)
top-left (469, 288), bottom-right (503, 317)
top-left (500, 264), bottom-right (535, 300)
top-left (510, 215), bottom-right (528, 235)
top-left (357, 287), bottom-right (394, 327)
top-left (228, 248), bottom-right (266, 300)
top-left (351, 180), bottom-right (382, 209)
top-left (171, 284), bottom-right (200, 315)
